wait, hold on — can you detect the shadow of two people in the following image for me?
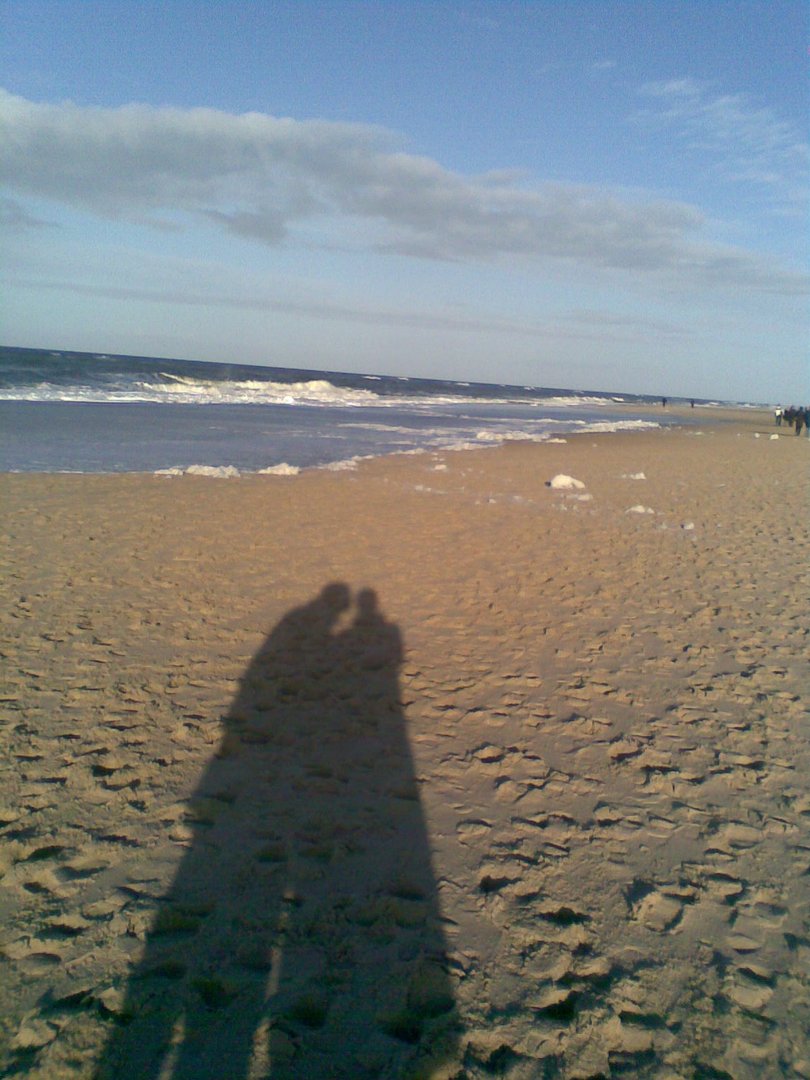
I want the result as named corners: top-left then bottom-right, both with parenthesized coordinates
top-left (96, 583), bottom-right (459, 1079)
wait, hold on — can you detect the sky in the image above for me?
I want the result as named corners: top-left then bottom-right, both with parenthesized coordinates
top-left (1, 1), bottom-right (807, 401)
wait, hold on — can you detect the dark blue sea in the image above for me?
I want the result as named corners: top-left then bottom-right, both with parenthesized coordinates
top-left (0, 346), bottom-right (689, 474)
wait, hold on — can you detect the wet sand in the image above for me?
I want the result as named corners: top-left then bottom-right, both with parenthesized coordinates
top-left (1, 409), bottom-right (808, 1078)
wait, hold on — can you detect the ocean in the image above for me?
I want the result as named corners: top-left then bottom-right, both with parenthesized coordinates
top-left (0, 346), bottom-right (687, 475)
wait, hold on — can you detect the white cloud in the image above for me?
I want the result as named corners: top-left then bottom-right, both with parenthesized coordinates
top-left (1, 88), bottom-right (806, 294)
top-left (637, 78), bottom-right (809, 210)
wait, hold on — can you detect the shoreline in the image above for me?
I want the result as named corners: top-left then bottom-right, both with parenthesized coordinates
top-left (0, 398), bottom-right (765, 480)
top-left (2, 411), bottom-right (808, 1077)
top-left (0, 403), bottom-right (773, 480)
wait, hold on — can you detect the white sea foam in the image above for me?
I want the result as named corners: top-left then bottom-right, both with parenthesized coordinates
top-left (153, 464), bottom-right (240, 478)
top-left (441, 439), bottom-right (493, 454)
top-left (319, 457), bottom-right (362, 471)
top-left (575, 419), bottom-right (661, 433)
top-left (468, 425), bottom-right (603, 446)
top-left (187, 464), bottom-right (241, 477)
top-left (257, 463), bottom-right (301, 475)
top-left (0, 374), bottom-right (660, 415)
top-left (2, 377), bottom-right (471, 409)
top-left (154, 375), bottom-right (383, 407)
top-left (532, 395), bottom-right (620, 408)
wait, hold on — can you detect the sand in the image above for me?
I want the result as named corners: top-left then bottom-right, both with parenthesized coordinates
top-left (1, 409), bottom-right (808, 1079)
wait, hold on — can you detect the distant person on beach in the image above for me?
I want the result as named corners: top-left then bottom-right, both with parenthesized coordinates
top-left (795, 408), bottom-right (806, 436)
top-left (690, 399), bottom-right (695, 408)
top-left (775, 406), bottom-right (783, 426)
top-left (662, 397), bottom-right (668, 408)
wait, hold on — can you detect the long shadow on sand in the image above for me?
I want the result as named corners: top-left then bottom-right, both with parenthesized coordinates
top-left (96, 584), bottom-right (458, 1079)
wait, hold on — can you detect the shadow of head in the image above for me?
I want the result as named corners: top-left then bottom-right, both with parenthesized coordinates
top-left (320, 582), bottom-right (351, 614)
top-left (356, 586), bottom-right (380, 621)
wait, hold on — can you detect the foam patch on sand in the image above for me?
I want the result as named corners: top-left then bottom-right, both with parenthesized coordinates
top-left (547, 474), bottom-right (586, 490)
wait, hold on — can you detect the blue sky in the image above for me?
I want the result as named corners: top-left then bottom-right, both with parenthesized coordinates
top-left (1, 0), bottom-right (807, 400)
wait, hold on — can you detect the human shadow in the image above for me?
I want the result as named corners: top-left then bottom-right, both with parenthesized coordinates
top-left (96, 584), bottom-right (458, 1079)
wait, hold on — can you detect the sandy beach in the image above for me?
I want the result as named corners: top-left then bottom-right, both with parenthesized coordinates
top-left (1, 409), bottom-right (808, 1079)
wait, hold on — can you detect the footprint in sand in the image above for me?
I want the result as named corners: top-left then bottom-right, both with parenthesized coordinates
top-left (726, 971), bottom-right (775, 1011)
top-left (608, 738), bottom-right (643, 763)
top-left (456, 819), bottom-right (492, 844)
top-left (47, 913), bottom-right (92, 937)
top-left (704, 871), bottom-right (745, 903)
top-left (724, 930), bottom-right (764, 954)
top-left (627, 881), bottom-right (687, 932)
top-left (746, 896), bottom-right (788, 927)
top-left (721, 822), bottom-right (764, 849)
top-left (57, 853), bottom-right (110, 881)
top-left (3, 938), bottom-right (64, 974)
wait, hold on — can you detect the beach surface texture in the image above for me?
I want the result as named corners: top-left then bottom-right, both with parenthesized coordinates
top-left (1, 409), bottom-right (808, 1079)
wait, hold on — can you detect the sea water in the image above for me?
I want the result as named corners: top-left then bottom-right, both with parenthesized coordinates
top-left (0, 346), bottom-right (688, 474)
